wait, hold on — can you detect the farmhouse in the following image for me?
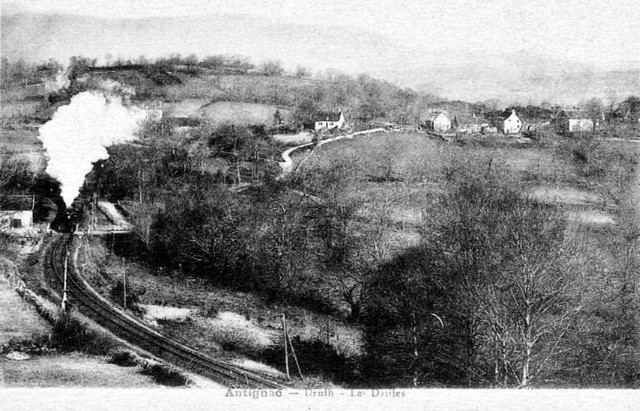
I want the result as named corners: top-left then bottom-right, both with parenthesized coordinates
top-left (314, 111), bottom-right (346, 131)
top-left (452, 113), bottom-right (482, 133)
top-left (555, 110), bottom-right (596, 134)
top-left (424, 112), bottom-right (451, 132)
top-left (0, 195), bottom-right (34, 230)
top-left (501, 109), bottom-right (522, 134)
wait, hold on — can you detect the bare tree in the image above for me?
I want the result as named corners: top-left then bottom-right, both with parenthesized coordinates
top-left (440, 177), bottom-right (583, 387)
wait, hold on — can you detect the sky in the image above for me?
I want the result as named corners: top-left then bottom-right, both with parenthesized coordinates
top-left (4, 0), bottom-right (639, 69)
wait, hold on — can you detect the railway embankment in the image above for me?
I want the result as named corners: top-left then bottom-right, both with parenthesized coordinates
top-left (45, 234), bottom-right (288, 388)
top-left (1, 238), bottom-right (192, 387)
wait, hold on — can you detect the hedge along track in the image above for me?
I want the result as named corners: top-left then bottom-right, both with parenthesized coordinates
top-left (46, 234), bottom-right (289, 389)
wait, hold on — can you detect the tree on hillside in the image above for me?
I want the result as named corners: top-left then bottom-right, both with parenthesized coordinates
top-left (295, 65), bottom-right (312, 78)
top-left (437, 176), bottom-right (582, 387)
top-left (68, 56), bottom-right (97, 80)
top-left (583, 97), bottom-right (605, 126)
top-left (201, 55), bottom-right (226, 70)
top-left (363, 247), bottom-right (466, 387)
top-left (149, 187), bottom-right (250, 281)
top-left (620, 96), bottom-right (640, 121)
top-left (261, 60), bottom-right (285, 76)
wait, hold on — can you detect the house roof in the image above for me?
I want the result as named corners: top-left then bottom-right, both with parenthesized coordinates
top-left (453, 113), bottom-right (482, 125)
top-left (559, 110), bottom-right (591, 120)
top-left (503, 110), bottom-right (520, 121)
top-left (427, 112), bottom-right (449, 122)
top-left (315, 111), bottom-right (342, 122)
top-left (0, 195), bottom-right (35, 211)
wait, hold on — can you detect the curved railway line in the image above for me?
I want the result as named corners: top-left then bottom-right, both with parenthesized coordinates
top-left (46, 233), bottom-right (288, 389)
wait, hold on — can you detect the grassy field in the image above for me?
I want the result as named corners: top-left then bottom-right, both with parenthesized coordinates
top-left (0, 127), bottom-right (45, 168)
top-left (293, 131), bottom-right (612, 263)
top-left (0, 353), bottom-right (162, 387)
top-left (0, 269), bottom-right (51, 347)
top-left (199, 101), bottom-right (293, 126)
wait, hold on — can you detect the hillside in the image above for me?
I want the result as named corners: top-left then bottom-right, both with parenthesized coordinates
top-left (3, 12), bottom-right (639, 105)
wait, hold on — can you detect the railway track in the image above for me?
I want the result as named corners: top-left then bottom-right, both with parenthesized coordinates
top-left (46, 233), bottom-right (288, 389)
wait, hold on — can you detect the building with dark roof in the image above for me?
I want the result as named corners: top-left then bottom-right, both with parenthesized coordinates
top-left (452, 112), bottom-right (483, 133)
top-left (555, 109), bottom-right (596, 134)
top-left (0, 195), bottom-right (35, 229)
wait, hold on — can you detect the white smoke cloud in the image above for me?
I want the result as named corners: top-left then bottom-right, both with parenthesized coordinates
top-left (38, 91), bottom-right (147, 207)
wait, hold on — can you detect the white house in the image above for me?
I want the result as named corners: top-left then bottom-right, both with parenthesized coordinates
top-left (502, 109), bottom-right (522, 134)
top-left (555, 110), bottom-right (596, 134)
top-left (314, 111), bottom-right (346, 131)
top-left (0, 195), bottom-right (34, 230)
top-left (425, 112), bottom-right (451, 132)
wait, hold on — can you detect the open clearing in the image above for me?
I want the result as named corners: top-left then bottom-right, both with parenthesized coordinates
top-left (0, 128), bottom-right (45, 172)
top-left (273, 131), bottom-right (313, 144)
top-left (199, 101), bottom-right (292, 125)
top-left (0, 353), bottom-right (160, 387)
top-left (0, 276), bottom-right (50, 346)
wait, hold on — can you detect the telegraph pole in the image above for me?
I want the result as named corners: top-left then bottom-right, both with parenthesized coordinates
top-left (61, 246), bottom-right (69, 311)
top-left (282, 314), bottom-right (290, 380)
top-left (122, 257), bottom-right (127, 310)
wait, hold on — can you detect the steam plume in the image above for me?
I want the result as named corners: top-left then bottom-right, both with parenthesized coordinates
top-left (38, 91), bottom-right (147, 207)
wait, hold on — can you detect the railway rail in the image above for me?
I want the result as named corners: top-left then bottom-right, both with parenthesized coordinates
top-left (46, 233), bottom-right (288, 389)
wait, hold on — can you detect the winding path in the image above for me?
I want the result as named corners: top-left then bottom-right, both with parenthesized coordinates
top-left (278, 128), bottom-right (386, 176)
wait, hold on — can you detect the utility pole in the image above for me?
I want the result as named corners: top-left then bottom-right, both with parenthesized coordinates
top-left (286, 325), bottom-right (304, 381)
top-left (61, 246), bottom-right (69, 311)
top-left (122, 257), bottom-right (127, 310)
top-left (282, 314), bottom-right (290, 380)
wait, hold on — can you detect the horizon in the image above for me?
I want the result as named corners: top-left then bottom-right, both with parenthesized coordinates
top-left (5, 0), bottom-right (638, 67)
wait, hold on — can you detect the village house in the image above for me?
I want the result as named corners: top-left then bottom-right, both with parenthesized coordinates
top-left (555, 109), bottom-right (596, 134)
top-left (0, 195), bottom-right (35, 230)
top-left (314, 111), bottom-right (347, 131)
top-left (501, 109), bottom-right (522, 134)
top-left (452, 113), bottom-right (482, 133)
top-left (424, 112), bottom-right (451, 132)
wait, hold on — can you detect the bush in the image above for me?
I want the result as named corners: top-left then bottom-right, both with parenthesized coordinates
top-left (51, 312), bottom-right (118, 355)
top-left (140, 362), bottom-right (191, 386)
top-left (108, 350), bottom-right (138, 367)
top-left (262, 336), bottom-right (358, 384)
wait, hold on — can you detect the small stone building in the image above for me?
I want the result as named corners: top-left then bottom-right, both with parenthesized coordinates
top-left (425, 112), bottom-right (452, 132)
top-left (0, 195), bottom-right (35, 230)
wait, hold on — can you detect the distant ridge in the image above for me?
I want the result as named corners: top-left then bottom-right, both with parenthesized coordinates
top-left (2, 12), bottom-right (638, 105)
